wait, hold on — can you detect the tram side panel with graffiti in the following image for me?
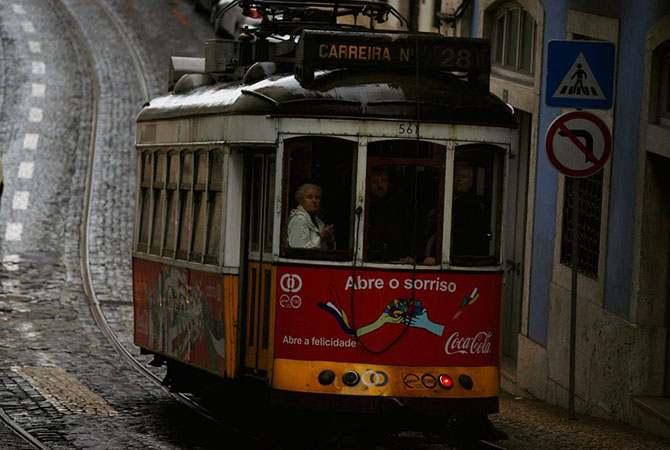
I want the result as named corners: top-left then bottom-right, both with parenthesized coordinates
top-left (275, 266), bottom-right (501, 367)
top-left (133, 259), bottom-right (227, 375)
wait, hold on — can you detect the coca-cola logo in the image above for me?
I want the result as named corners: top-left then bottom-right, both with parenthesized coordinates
top-left (444, 331), bottom-right (493, 355)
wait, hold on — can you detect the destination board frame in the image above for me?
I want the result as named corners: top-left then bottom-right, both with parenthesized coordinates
top-left (295, 29), bottom-right (491, 89)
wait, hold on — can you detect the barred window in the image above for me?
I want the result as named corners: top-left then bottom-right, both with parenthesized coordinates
top-left (560, 172), bottom-right (603, 278)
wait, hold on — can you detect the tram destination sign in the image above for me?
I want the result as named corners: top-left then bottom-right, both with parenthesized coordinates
top-left (295, 29), bottom-right (491, 89)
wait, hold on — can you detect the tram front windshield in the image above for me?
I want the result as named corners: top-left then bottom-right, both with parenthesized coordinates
top-left (283, 137), bottom-right (356, 260)
top-left (365, 140), bottom-right (445, 264)
top-left (281, 137), bottom-right (503, 266)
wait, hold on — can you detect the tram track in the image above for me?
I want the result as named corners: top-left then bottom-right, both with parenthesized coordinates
top-left (0, 408), bottom-right (50, 450)
top-left (0, 2), bottom-right (169, 449)
top-left (70, 2), bottom-right (509, 447)
top-left (0, 1), bottom-right (226, 446)
top-left (2, 1), bottom-right (509, 448)
top-left (68, 0), bottom-right (225, 427)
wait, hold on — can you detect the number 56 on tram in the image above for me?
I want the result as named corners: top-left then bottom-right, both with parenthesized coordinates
top-left (131, 0), bottom-right (517, 431)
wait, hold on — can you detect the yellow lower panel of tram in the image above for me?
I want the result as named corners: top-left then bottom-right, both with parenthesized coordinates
top-left (272, 358), bottom-right (499, 398)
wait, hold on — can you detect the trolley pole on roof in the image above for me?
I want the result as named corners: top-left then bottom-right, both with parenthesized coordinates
top-left (409, 0), bottom-right (420, 31)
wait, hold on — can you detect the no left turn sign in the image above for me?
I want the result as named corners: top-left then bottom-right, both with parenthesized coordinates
top-left (545, 111), bottom-right (612, 178)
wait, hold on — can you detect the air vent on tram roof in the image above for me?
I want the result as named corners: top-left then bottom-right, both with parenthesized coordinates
top-left (173, 74), bottom-right (215, 94)
top-left (168, 56), bottom-right (205, 92)
top-left (242, 61), bottom-right (286, 84)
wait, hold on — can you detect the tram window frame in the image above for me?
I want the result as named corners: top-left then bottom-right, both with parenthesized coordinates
top-left (363, 140), bottom-right (446, 265)
top-left (162, 151), bottom-right (180, 257)
top-left (149, 152), bottom-right (167, 256)
top-left (191, 150), bottom-right (209, 262)
top-left (281, 136), bottom-right (357, 261)
top-left (136, 147), bottom-right (225, 266)
top-left (137, 151), bottom-right (153, 253)
top-left (205, 150), bottom-right (224, 265)
top-left (176, 151), bottom-right (195, 260)
top-left (449, 144), bottom-right (505, 267)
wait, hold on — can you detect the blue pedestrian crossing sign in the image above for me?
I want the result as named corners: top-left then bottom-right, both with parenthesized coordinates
top-left (546, 40), bottom-right (615, 109)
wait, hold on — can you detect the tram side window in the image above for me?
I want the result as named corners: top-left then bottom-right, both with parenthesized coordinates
top-left (191, 151), bottom-right (208, 261)
top-left (282, 137), bottom-right (355, 260)
top-left (205, 150), bottom-right (224, 264)
top-left (135, 148), bottom-right (225, 265)
top-left (176, 152), bottom-right (194, 260)
top-left (179, 149), bottom-right (225, 264)
top-left (365, 140), bottom-right (445, 264)
top-left (150, 152), bottom-right (166, 255)
top-left (137, 151), bottom-right (153, 253)
top-left (450, 145), bottom-right (504, 266)
top-left (163, 151), bottom-right (180, 256)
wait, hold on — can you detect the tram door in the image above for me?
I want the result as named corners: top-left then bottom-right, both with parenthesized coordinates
top-left (243, 150), bottom-right (276, 374)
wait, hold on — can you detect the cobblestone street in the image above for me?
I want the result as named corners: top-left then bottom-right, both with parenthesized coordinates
top-left (0, 0), bottom-right (669, 449)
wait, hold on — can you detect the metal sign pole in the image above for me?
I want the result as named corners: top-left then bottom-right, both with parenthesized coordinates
top-left (546, 41), bottom-right (615, 419)
top-left (569, 177), bottom-right (579, 420)
top-left (545, 109), bottom-right (612, 421)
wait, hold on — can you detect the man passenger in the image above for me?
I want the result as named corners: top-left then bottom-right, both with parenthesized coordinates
top-left (366, 166), bottom-right (413, 262)
top-left (451, 161), bottom-right (489, 256)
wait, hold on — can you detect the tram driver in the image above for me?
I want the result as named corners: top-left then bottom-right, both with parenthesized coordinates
top-left (287, 183), bottom-right (336, 249)
top-left (366, 166), bottom-right (414, 263)
top-left (451, 161), bottom-right (489, 256)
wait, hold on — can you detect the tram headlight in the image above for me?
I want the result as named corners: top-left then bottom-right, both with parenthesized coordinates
top-left (458, 374), bottom-right (474, 390)
top-left (438, 374), bottom-right (454, 390)
top-left (318, 370), bottom-right (335, 386)
top-left (342, 370), bottom-right (360, 387)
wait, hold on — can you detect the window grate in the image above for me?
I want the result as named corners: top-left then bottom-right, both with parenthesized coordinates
top-left (560, 172), bottom-right (603, 279)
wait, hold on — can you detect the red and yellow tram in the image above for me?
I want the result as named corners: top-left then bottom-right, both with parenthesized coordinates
top-left (132, 0), bottom-right (517, 425)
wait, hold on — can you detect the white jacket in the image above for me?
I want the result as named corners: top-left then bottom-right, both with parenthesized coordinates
top-left (287, 205), bottom-right (327, 249)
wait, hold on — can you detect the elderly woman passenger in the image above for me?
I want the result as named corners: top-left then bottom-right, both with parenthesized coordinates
top-left (287, 183), bottom-right (335, 249)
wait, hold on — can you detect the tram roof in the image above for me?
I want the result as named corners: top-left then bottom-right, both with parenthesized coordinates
top-left (137, 68), bottom-right (517, 128)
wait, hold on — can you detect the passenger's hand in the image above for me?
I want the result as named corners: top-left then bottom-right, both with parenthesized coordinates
top-left (399, 256), bottom-right (415, 264)
top-left (320, 224), bottom-right (335, 241)
top-left (422, 256), bottom-right (436, 265)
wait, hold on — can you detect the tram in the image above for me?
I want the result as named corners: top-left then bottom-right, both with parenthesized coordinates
top-left (132, 0), bottom-right (517, 431)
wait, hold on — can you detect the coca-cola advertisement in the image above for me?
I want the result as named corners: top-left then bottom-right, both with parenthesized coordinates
top-left (275, 266), bottom-right (501, 367)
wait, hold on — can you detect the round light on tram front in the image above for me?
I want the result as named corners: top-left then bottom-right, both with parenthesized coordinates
top-left (459, 374), bottom-right (474, 390)
top-left (342, 370), bottom-right (360, 387)
top-left (318, 370), bottom-right (335, 385)
top-left (438, 374), bottom-right (454, 390)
